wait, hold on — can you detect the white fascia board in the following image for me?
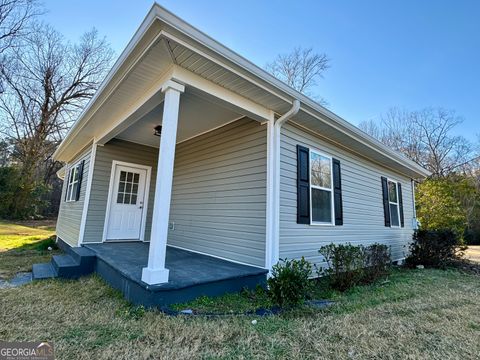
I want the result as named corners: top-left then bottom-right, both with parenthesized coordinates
top-left (53, 4), bottom-right (161, 161)
top-left (55, 2), bottom-right (430, 178)
top-left (151, 3), bottom-right (430, 178)
top-left (170, 65), bottom-right (274, 122)
top-left (56, 166), bottom-right (66, 180)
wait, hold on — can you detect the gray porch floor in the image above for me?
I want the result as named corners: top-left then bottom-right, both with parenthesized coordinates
top-left (84, 242), bottom-right (267, 291)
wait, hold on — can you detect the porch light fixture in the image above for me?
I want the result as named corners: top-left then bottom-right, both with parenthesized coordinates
top-left (154, 125), bottom-right (162, 136)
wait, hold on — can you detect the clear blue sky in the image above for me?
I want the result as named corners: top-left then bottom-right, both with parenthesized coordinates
top-left (44, 0), bottom-right (479, 141)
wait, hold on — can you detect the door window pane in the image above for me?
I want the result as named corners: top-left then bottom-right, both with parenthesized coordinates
top-left (117, 193), bottom-right (124, 203)
top-left (312, 188), bottom-right (332, 223)
top-left (116, 170), bottom-right (141, 204)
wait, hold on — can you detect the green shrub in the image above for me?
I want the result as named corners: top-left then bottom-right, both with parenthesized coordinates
top-left (317, 243), bottom-right (364, 291)
top-left (267, 257), bottom-right (313, 308)
top-left (405, 229), bottom-right (464, 268)
top-left (363, 243), bottom-right (391, 282)
top-left (318, 243), bottom-right (391, 291)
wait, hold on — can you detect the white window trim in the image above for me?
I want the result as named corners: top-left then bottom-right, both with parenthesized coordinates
top-left (65, 161), bottom-right (82, 203)
top-left (309, 148), bottom-right (335, 226)
top-left (387, 178), bottom-right (401, 228)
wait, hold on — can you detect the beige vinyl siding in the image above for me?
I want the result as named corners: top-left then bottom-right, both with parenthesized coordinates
top-left (56, 146), bottom-right (92, 247)
top-left (82, 118), bottom-right (267, 268)
top-left (83, 139), bottom-right (158, 243)
top-left (280, 123), bottom-right (414, 266)
top-left (168, 118), bottom-right (267, 267)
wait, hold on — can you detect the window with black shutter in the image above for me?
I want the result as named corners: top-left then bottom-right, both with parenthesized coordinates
top-left (381, 177), bottom-right (404, 227)
top-left (65, 160), bottom-right (85, 202)
top-left (297, 146), bottom-right (343, 225)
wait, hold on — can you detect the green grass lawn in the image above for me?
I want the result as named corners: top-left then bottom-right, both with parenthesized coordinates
top-left (1, 221), bottom-right (480, 359)
top-left (0, 220), bottom-right (60, 279)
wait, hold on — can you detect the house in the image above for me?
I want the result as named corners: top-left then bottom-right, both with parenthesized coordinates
top-left (33, 3), bottom-right (430, 306)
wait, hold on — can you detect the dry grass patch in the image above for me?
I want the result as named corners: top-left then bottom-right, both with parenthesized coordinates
top-left (1, 269), bottom-right (480, 359)
top-left (1, 220), bottom-right (480, 358)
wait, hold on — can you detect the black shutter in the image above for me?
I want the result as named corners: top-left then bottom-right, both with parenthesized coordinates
top-left (297, 145), bottom-right (310, 224)
top-left (75, 160), bottom-right (85, 201)
top-left (332, 158), bottom-right (343, 225)
top-left (398, 182), bottom-right (404, 227)
top-left (381, 176), bottom-right (391, 227)
top-left (64, 167), bottom-right (70, 202)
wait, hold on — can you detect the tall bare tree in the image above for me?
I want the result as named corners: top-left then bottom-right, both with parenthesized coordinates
top-left (0, 0), bottom-right (40, 93)
top-left (266, 47), bottom-right (329, 104)
top-left (0, 22), bottom-right (114, 216)
top-left (0, 0), bottom-right (39, 54)
top-left (359, 107), bottom-right (474, 177)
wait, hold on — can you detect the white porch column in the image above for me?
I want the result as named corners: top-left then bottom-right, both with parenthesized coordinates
top-left (141, 80), bottom-right (184, 285)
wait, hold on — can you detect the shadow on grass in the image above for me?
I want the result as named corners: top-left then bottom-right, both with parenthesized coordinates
top-left (0, 236), bottom-right (61, 280)
top-left (11, 235), bottom-right (58, 252)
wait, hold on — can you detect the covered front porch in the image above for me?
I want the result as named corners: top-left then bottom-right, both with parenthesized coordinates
top-left (33, 240), bottom-right (267, 307)
top-left (55, 22), bottom-right (276, 287)
top-left (86, 242), bottom-right (268, 307)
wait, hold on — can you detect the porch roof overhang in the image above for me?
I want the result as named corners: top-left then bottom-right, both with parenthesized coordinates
top-left (53, 3), bottom-right (430, 179)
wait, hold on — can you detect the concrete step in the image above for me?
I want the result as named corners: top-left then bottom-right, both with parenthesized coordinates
top-left (52, 254), bottom-right (81, 279)
top-left (32, 263), bottom-right (58, 280)
top-left (67, 246), bottom-right (96, 268)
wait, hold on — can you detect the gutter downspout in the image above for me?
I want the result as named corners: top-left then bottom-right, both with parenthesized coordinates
top-left (411, 179), bottom-right (418, 229)
top-left (266, 99), bottom-right (300, 271)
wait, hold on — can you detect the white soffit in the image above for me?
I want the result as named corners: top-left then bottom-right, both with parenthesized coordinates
top-left (116, 91), bottom-right (242, 148)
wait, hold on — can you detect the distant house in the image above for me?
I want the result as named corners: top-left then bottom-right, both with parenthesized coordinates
top-left (34, 3), bottom-right (429, 307)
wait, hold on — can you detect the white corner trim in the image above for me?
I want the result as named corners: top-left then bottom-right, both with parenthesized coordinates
top-left (102, 160), bottom-right (152, 242)
top-left (78, 143), bottom-right (98, 246)
top-left (265, 100), bottom-right (300, 271)
top-left (265, 118), bottom-right (275, 270)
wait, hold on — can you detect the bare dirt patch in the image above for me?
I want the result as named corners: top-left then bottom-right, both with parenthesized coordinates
top-left (465, 246), bottom-right (480, 263)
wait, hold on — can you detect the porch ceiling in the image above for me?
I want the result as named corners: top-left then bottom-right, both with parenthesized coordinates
top-left (115, 90), bottom-right (243, 148)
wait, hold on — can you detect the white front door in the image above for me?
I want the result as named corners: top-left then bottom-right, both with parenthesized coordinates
top-left (106, 164), bottom-right (148, 240)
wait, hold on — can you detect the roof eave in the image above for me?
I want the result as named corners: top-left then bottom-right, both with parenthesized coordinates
top-left (150, 3), bottom-right (430, 178)
top-left (54, 2), bottom-right (431, 179)
top-left (53, 3), bottom-right (161, 161)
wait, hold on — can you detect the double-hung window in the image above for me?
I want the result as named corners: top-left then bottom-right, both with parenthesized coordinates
top-left (388, 179), bottom-right (400, 227)
top-left (310, 150), bottom-right (334, 224)
top-left (65, 162), bottom-right (83, 202)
